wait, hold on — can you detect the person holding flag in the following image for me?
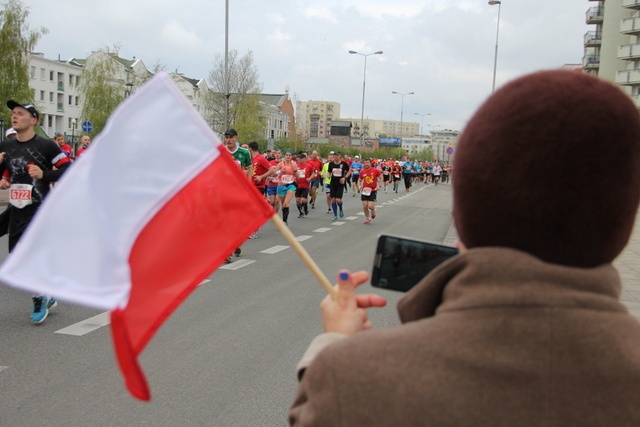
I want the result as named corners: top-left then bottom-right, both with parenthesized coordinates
top-left (0, 100), bottom-right (71, 323)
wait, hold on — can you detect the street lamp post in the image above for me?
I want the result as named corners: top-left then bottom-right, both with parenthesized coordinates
top-left (489, 0), bottom-right (502, 93)
top-left (392, 91), bottom-right (414, 138)
top-left (427, 124), bottom-right (440, 160)
top-left (71, 118), bottom-right (77, 158)
top-left (349, 50), bottom-right (383, 147)
top-left (415, 112), bottom-right (431, 135)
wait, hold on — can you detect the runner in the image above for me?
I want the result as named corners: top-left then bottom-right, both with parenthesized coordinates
top-left (248, 141), bottom-right (275, 238)
top-left (295, 152), bottom-right (316, 218)
top-left (349, 155), bottom-right (363, 197)
top-left (266, 150), bottom-right (282, 213)
top-left (391, 161), bottom-right (402, 193)
top-left (0, 100), bottom-right (71, 323)
top-left (321, 152), bottom-right (334, 214)
top-left (223, 128), bottom-right (252, 261)
top-left (327, 151), bottom-right (351, 221)
top-left (306, 150), bottom-right (323, 209)
top-left (358, 158), bottom-right (382, 224)
top-left (381, 160), bottom-right (391, 192)
top-left (273, 151), bottom-right (299, 225)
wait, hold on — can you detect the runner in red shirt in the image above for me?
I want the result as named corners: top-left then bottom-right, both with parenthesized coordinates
top-left (358, 158), bottom-right (382, 224)
top-left (266, 150), bottom-right (282, 213)
top-left (306, 150), bottom-right (323, 209)
top-left (295, 152), bottom-right (316, 218)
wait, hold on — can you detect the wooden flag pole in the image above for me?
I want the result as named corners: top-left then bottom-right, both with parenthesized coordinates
top-left (270, 213), bottom-right (339, 300)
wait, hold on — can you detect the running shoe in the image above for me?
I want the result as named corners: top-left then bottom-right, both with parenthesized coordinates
top-left (304, 205), bottom-right (309, 215)
top-left (332, 216), bottom-right (338, 221)
top-left (364, 218), bottom-right (371, 224)
top-left (249, 232), bottom-right (258, 239)
top-left (311, 203), bottom-right (315, 209)
top-left (371, 211), bottom-right (376, 219)
top-left (31, 296), bottom-right (49, 324)
top-left (339, 211), bottom-right (344, 219)
top-left (47, 297), bottom-right (57, 310)
top-left (327, 209), bottom-right (332, 214)
top-left (225, 256), bottom-right (233, 264)
top-left (234, 247), bottom-right (242, 257)
top-left (298, 213), bottom-right (304, 218)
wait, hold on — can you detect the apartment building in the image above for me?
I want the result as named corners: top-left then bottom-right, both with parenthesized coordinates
top-left (339, 117), bottom-right (420, 139)
top-left (28, 52), bottom-right (83, 138)
top-left (261, 93), bottom-right (295, 141)
top-left (295, 101), bottom-right (340, 139)
top-left (584, 0), bottom-right (640, 106)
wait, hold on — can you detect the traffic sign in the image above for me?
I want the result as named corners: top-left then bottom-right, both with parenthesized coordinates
top-left (82, 121), bottom-right (93, 133)
top-left (446, 147), bottom-right (454, 155)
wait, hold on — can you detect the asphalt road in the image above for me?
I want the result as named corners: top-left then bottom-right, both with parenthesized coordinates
top-left (0, 182), bottom-right (454, 427)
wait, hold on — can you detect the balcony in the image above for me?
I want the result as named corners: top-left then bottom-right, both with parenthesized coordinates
top-left (623, 0), bottom-right (640, 10)
top-left (616, 69), bottom-right (640, 85)
top-left (621, 17), bottom-right (640, 34)
top-left (583, 54), bottom-right (600, 70)
top-left (584, 31), bottom-right (602, 46)
top-left (586, 6), bottom-right (603, 24)
top-left (618, 43), bottom-right (640, 59)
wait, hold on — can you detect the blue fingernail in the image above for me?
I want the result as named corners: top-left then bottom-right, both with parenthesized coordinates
top-left (339, 271), bottom-right (349, 281)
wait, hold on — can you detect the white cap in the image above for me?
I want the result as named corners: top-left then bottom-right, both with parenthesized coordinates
top-left (5, 128), bottom-right (16, 137)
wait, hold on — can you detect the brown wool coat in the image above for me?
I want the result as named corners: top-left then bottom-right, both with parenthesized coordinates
top-left (289, 248), bottom-right (640, 426)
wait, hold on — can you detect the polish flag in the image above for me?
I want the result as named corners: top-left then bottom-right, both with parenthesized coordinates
top-left (0, 72), bottom-right (274, 400)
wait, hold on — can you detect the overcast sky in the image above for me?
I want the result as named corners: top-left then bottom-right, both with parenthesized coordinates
top-left (29, 0), bottom-right (588, 132)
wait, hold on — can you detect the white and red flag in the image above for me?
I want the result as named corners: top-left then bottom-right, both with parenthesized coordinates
top-left (0, 72), bottom-right (274, 400)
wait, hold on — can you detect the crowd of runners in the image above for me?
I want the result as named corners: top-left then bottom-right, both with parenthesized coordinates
top-left (223, 127), bottom-right (453, 264)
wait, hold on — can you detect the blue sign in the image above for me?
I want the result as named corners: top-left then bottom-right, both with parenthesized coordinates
top-left (82, 121), bottom-right (93, 133)
top-left (379, 137), bottom-right (402, 147)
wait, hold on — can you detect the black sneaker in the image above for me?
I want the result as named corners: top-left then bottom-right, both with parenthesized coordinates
top-left (234, 247), bottom-right (242, 257)
top-left (304, 205), bottom-right (309, 215)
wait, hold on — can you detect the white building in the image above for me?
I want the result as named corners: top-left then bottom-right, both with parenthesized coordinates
top-left (28, 52), bottom-right (83, 139)
top-left (584, 0), bottom-right (640, 107)
top-left (430, 129), bottom-right (460, 162)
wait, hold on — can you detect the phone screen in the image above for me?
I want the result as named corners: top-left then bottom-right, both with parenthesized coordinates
top-left (371, 234), bottom-right (458, 292)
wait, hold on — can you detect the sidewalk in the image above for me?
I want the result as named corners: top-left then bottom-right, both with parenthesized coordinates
top-left (441, 191), bottom-right (640, 321)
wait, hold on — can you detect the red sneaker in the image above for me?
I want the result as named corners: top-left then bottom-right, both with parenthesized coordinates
top-left (371, 211), bottom-right (376, 219)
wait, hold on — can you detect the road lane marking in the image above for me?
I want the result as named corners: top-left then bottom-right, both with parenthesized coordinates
top-left (345, 216), bottom-right (358, 221)
top-left (55, 312), bottom-right (110, 336)
top-left (331, 221), bottom-right (346, 226)
top-left (313, 227), bottom-right (332, 233)
top-left (260, 245), bottom-right (289, 254)
top-left (296, 235), bottom-right (313, 242)
top-left (0, 366), bottom-right (9, 372)
top-left (219, 259), bottom-right (256, 270)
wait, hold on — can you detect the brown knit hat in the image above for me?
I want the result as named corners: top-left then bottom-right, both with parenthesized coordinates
top-left (453, 70), bottom-right (640, 267)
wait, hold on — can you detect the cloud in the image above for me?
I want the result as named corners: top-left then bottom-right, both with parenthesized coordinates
top-left (304, 6), bottom-right (338, 24)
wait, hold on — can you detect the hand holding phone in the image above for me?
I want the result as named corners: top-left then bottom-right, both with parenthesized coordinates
top-left (371, 234), bottom-right (458, 292)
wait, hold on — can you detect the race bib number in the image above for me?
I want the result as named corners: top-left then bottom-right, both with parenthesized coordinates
top-left (383, 170), bottom-right (389, 175)
top-left (298, 169), bottom-right (306, 178)
top-left (332, 168), bottom-right (343, 177)
top-left (282, 174), bottom-right (294, 184)
top-left (394, 174), bottom-right (400, 178)
top-left (362, 187), bottom-right (372, 196)
top-left (9, 183), bottom-right (33, 209)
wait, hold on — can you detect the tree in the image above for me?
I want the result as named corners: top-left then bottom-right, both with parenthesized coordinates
top-left (205, 49), bottom-right (263, 135)
top-left (0, 0), bottom-right (47, 125)
top-left (78, 46), bottom-right (127, 136)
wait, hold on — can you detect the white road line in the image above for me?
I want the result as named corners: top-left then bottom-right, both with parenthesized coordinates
top-left (345, 216), bottom-right (358, 220)
top-left (198, 279), bottom-right (211, 287)
top-left (0, 366), bottom-right (9, 372)
top-left (313, 227), bottom-right (332, 233)
top-left (260, 245), bottom-right (289, 254)
top-left (219, 259), bottom-right (256, 270)
top-left (296, 235), bottom-right (313, 242)
top-left (356, 212), bottom-right (365, 215)
top-left (55, 312), bottom-right (110, 336)
top-left (331, 221), bottom-right (346, 226)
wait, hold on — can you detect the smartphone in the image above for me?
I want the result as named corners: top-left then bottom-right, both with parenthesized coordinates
top-left (371, 234), bottom-right (459, 292)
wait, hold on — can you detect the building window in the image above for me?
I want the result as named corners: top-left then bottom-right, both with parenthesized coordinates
top-left (68, 95), bottom-right (72, 105)
top-left (30, 66), bottom-right (35, 78)
top-left (75, 96), bottom-right (79, 106)
top-left (40, 90), bottom-right (45, 101)
top-left (49, 92), bottom-right (54, 102)
top-left (40, 68), bottom-right (45, 79)
top-left (49, 70), bottom-right (54, 81)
